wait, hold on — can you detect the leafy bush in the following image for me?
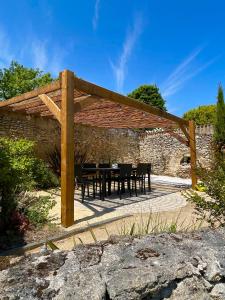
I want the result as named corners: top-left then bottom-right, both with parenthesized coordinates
top-left (0, 137), bottom-right (58, 236)
top-left (183, 105), bottom-right (216, 125)
top-left (17, 193), bottom-right (56, 228)
top-left (184, 156), bottom-right (225, 227)
top-left (0, 138), bottom-right (58, 191)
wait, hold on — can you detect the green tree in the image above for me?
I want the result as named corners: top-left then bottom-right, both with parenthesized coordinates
top-left (183, 105), bottom-right (216, 125)
top-left (0, 61), bottom-right (54, 100)
top-left (128, 84), bottom-right (167, 111)
top-left (214, 85), bottom-right (225, 146)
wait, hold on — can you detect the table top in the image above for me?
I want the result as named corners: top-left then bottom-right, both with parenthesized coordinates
top-left (82, 167), bottom-right (120, 171)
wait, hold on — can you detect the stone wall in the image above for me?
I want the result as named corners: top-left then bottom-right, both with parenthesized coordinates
top-left (75, 126), bottom-right (139, 164)
top-left (0, 110), bottom-right (214, 177)
top-left (139, 127), bottom-right (213, 178)
top-left (0, 110), bottom-right (60, 159)
top-left (0, 110), bottom-right (139, 164)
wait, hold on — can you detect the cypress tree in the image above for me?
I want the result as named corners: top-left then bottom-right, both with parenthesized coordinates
top-left (214, 85), bottom-right (225, 148)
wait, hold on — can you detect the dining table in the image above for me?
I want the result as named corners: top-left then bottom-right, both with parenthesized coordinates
top-left (82, 167), bottom-right (120, 200)
top-left (82, 166), bottom-right (151, 200)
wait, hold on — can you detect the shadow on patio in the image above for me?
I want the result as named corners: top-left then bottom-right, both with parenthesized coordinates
top-left (75, 183), bottom-right (187, 223)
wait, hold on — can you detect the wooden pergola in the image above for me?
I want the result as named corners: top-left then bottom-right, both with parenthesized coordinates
top-left (0, 70), bottom-right (197, 227)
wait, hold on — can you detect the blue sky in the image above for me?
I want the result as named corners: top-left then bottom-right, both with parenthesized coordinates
top-left (0, 0), bottom-right (225, 116)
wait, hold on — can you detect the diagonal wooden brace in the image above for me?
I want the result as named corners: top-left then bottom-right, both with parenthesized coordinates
top-left (39, 94), bottom-right (61, 123)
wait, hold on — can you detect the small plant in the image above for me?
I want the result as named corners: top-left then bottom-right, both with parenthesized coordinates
top-left (88, 225), bottom-right (98, 242)
top-left (46, 240), bottom-right (59, 250)
top-left (47, 146), bottom-right (89, 177)
top-left (116, 211), bottom-right (202, 237)
top-left (183, 156), bottom-right (225, 228)
top-left (25, 196), bottom-right (56, 228)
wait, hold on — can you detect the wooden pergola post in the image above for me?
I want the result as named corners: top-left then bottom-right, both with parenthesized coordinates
top-left (60, 70), bottom-right (75, 227)
top-left (189, 120), bottom-right (197, 189)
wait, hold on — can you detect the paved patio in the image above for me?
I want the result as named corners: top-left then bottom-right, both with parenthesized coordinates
top-left (38, 175), bottom-right (191, 230)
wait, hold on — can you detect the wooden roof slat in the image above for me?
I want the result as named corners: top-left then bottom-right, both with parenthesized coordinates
top-left (0, 70), bottom-right (188, 130)
top-left (74, 77), bottom-right (189, 126)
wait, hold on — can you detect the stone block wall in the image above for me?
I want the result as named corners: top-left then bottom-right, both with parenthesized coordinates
top-left (0, 110), bottom-right (60, 159)
top-left (0, 110), bottom-right (139, 164)
top-left (139, 127), bottom-right (213, 178)
top-left (0, 110), bottom-right (214, 178)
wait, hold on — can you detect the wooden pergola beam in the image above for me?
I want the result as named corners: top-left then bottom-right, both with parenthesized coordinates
top-left (60, 70), bottom-right (75, 227)
top-left (0, 80), bottom-right (60, 108)
top-left (189, 120), bottom-right (197, 188)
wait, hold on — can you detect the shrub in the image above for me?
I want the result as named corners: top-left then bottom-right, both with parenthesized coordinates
top-left (184, 156), bottom-right (225, 227)
top-left (17, 193), bottom-right (56, 228)
top-left (0, 137), bottom-right (59, 191)
top-left (0, 137), bottom-right (58, 236)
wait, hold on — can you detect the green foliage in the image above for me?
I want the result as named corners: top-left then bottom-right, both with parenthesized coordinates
top-left (183, 105), bottom-right (216, 125)
top-left (184, 157), bottom-right (225, 227)
top-left (214, 85), bottom-right (225, 146)
top-left (128, 84), bottom-right (167, 111)
top-left (0, 61), bottom-right (54, 100)
top-left (0, 138), bottom-right (58, 191)
top-left (25, 196), bottom-right (56, 228)
top-left (0, 137), bottom-right (58, 234)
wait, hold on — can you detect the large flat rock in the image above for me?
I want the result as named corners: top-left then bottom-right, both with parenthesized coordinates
top-left (1, 229), bottom-right (225, 299)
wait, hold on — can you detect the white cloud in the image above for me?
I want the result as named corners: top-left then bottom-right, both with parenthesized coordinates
top-left (161, 47), bottom-right (216, 98)
top-left (0, 27), bottom-right (14, 68)
top-left (31, 39), bottom-right (66, 76)
top-left (92, 0), bottom-right (100, 31)
top-left (0, 26), bottom-right (69, 77)
top-left (31, 39), bottom-right (48, 70)
top-left (110, 15), bottom-right (143, 92)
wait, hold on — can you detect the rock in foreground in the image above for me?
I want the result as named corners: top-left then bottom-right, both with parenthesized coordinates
top-left (1, 229), bottom-right (225, 299)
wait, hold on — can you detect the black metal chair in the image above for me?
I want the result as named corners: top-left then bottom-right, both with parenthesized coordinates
top-left (132, 163), bottom-right (149, 196)
top-left (75, 164), bottom-right (98, 202)
top-left (145, 163), bottom-right (151, 191)
top-left (114, 164), bottom-right (133, 199)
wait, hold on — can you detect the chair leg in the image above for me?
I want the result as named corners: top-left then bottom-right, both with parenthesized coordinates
top-left (118, 181), bottom-right (122, 199)
top-left (149, 175), bottom-right (151, 192)
top-left (81, 184), bottom-right (85, 202)
top-left (135, 178), bottom-right (137, 197)
top-left (93, 179), bottom-right (95, 199)
top-left (87, 184), bottom-right (90, 197)
top-left (144, 175), bottom-right (146, 194)
top-left (128, 180), bottom-right (131, 196)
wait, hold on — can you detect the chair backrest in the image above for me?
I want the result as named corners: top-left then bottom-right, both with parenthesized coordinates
top-left (146, 163), bottom-right (151, 173)
top-left (99, 163), bottom-right (110, 168)
top-left (74, 164), bottom-right (83, 181)
top-left (118, 164), bottom-right (132, 178)
top-left (136, 163), bottom-right (148, 176)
